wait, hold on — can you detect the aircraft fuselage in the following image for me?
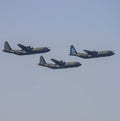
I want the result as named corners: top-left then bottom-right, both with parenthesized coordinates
top-left (3, 47), bottom-right (50, 55)
top-left (39, 62), bottom-right (81, 69)
top-left (72, 50), bottom-right (115, 59)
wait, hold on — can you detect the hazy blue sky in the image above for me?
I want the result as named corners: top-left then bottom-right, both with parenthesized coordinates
top-left (0, 0), bottom-right (120, 121)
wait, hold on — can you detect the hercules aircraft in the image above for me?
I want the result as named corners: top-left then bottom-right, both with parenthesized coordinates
top-left (38, 56), bottom-right (81, 69)
top-left (3, 41), bottom-right (50, 55)
top-left (70, 45), bottom-right (115, 59)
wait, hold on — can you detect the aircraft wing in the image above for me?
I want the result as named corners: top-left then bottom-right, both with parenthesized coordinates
top-left (51, 59), bottom-right (65, 66)
top-left (17, 44), bottom-right (33, 52)
top-left (83, 50), bottom-right (98, 55)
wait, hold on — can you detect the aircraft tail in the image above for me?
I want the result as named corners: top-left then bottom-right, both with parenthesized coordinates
top-left (39, 56), bottom-right (46, 65)
top-left (70, 45), bottom-right (77, 55)
top-left (4, 41), bottom-right (12, 51)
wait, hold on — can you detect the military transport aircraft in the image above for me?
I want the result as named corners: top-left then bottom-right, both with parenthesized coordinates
top-left (38, 56), bottom-right (81, 69)
top-left (70, 45), bottom-right (115, 59)
top-left (3, 41), bottom-right (50, 55)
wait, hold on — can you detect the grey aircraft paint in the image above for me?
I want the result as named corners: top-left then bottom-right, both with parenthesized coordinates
top-left (70, 45), bottom-right (115, 59)
top-left (3, 41), bottom-right (50, 55)
top-left (38, 56), bottom-right (81, 69)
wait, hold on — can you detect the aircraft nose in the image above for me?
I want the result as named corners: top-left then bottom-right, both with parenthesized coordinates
top-left (76, 62), bottom-right (81, 66)
top-left (47, 48), bottom-right (51, 51)
top-left (111, 51), bottom-right (115, 55)
top-left (46, 48), bottom-right (50, 51)
top-left (45, 47), bottom-right (50, 51)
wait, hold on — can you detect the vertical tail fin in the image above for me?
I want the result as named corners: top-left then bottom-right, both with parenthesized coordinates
top-left (70, 45), bottom-right (77, 55)
top-left (4, 41), bottom-right (12, 51)
top-left (39, 56), bottom-right (46, 65)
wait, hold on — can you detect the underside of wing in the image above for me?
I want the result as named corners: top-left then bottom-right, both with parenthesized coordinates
top-left (51, 59), bottom-right (65, 66)
top-left (83, 50), bottom-right (98, 55)
top-left (17, 44), bottom-right (33, 52)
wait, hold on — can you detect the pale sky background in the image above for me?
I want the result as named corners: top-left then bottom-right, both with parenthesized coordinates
top-left (0, 0), bottom-right (120, 121)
